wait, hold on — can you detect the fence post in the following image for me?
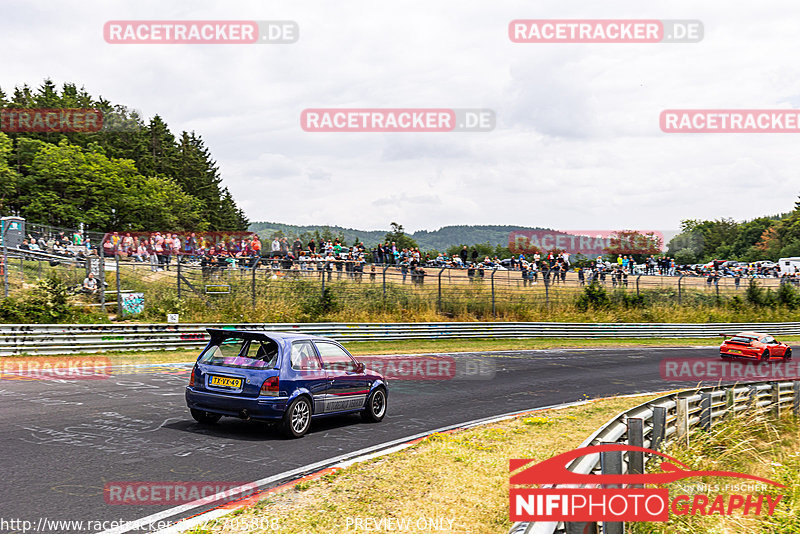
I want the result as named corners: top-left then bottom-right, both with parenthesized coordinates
top-left (676, 396), bottom-right (689, 445)
top-left (19, 256), bottom-right (23, 284)
top-left (115, 253), bottom-right (122, 319)
top-left (437, 267), bottom-right (445, 313)
top-left (100, 245), bottom-right (106, 313)
top-left (636, 274), bottom-right (641, 297)
top-left (715, 277), bottom-right (720, 303)
top-left (321, 264), bottom-right (326, 298)
top-left (677, 275), bottom-right (684, 305)
top-left (252, 256), bottom-right (257, 310)
top-left (2, 219), bottom-right (8, 298)
top-left (177, 259), bottom-right (182, 299)
top-left (491, 269), bottom-right (496, 318)
top-left (382, 265), bottom-right (389, 297)
top-left (544, 272), bottom-right (550, 307)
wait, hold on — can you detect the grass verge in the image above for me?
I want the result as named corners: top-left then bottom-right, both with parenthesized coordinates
top-left (185, 393), bottom-right (665, 534)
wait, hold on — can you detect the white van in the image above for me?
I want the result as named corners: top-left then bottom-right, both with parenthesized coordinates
top-left (778, 257), bottom-right (800, 275)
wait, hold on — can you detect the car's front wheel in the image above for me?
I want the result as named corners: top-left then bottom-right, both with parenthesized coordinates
top-left (761, 350), bottom-right (771, 362)
top-left (190, 408), bottom-right (221, 424)
top-left (283, 396), bottom-right (312, 438)
top-left (362, 387), bottom-right (387, 423)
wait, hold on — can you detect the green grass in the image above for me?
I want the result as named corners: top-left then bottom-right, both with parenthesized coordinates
top-left (629, 410), bottom-right (800, 533)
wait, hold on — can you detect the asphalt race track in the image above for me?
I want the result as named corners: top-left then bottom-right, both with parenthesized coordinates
top-left (0, 346), bottom-right (720, 533)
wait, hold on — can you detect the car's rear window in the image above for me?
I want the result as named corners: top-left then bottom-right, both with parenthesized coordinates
top-left (729, 336), bottom-right (754, 344)
top-left (199, 338), bottom-right (280, 369)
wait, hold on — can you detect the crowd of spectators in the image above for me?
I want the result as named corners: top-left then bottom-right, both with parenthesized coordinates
top-left (102, 232), bottom-right (262, 271)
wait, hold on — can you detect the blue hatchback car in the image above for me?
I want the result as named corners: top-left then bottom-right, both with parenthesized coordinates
top-left (185, 329), bottom-right (388, 437)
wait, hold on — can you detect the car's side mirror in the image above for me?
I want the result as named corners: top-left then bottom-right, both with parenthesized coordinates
top-left (355, 362), bottom-right (365, 373)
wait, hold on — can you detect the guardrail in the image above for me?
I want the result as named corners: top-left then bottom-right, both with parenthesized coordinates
top-left (510, 379), bottom-right (800, 534)
top-left (1, 321), bottom-right (800, 356)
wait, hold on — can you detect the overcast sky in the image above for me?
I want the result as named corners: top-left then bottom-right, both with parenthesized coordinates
top-left (3, 1), bottom-right (799, 233)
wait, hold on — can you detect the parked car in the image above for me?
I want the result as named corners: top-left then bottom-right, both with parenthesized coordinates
top-left (719, 332), bottom-right (792, 361)
top-left (185, 329), bottom-right (388, 438)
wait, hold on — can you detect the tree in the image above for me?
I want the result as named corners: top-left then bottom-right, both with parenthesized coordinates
top-left (0, 133), bottom-right (19, 215)
top-left (384, 222), bottom-right (418, 250)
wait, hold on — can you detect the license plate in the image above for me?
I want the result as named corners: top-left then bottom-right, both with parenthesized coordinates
top-left (209, 375), bottom-right (242, 389)
top-left (728, 349), bottom-right (741, 354)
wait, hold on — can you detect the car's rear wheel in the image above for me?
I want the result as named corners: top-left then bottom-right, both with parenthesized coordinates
top-left (761, 350), bottom-right (771, 362)
top-left (283, 397), bottom-right (312, 438)
top-left (362, 387), bottom-right (387, 423)
top-left (784, 347), bottom-right (792, 360)
top-left (190, 408), bottom-right (221, 424)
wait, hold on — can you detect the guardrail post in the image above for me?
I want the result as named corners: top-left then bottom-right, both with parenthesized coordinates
top-left (491, 269), bottom-right (497, 317)
top-left (771, 383), bottom-right (781, 418)
top-left (676, 397), bottom-right (689, 445)
top-left (748, 385), bottom-right (758, 411)
top-left (677, 275), bottom-right (684, 305)
top-left (628, 418), bottom-right (644, 487)
top-left (651, 406), bottom-right (666, 451)
top-left (725, 387), bottom-right (735, 418)
top-left (699, 392), bottom-right (712, 431)
top-left (600, 446), bottom-right (624, 534)
top-left (794, 382), bottom-right (800, 418)
top-left (566, 521), bottom-right (598, 534)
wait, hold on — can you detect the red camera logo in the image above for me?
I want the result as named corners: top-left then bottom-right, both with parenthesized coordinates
top-left (510, 444), bottom-right (783, 523)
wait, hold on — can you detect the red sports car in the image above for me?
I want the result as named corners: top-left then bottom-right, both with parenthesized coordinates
top-left (719, 331), bottom-right (792, 361)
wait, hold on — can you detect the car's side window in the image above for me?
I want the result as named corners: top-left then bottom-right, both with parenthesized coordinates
top-left (315, 342), bottom-right (357, 372)
top-left (291, 341), bottom-right (321, 370)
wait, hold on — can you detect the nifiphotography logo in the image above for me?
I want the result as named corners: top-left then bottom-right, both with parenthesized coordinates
top-left (509, 444), bottom-right (784, 523)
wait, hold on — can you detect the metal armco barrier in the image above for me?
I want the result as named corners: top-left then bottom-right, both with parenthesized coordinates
top-left (510, 379), bottom-right (800, 534)
top-left (2, 321), bottom-right (800, 356)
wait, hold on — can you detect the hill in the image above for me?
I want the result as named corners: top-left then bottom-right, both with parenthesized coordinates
top-left (248, 222), bottom-right (547, 251)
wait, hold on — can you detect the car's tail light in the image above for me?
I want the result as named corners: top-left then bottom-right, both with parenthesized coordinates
top-left (189, 367), bottom-right (196, 387)
top-left (260, 376), bottom-right (279, 397)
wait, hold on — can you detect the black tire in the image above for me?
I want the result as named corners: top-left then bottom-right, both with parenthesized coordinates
top-left (362, 387), bottom-right (387, 423)
top-left (784, 347), bottom-right (792, 361)
top-left (761, 350), bottom-right (770, 362)
top-left (190, 408), bottom-right (221, 424)
top-left (283, 396), bottom-right (312, 438)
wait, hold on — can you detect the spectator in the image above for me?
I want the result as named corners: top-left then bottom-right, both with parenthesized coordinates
top-left (82, 272), bottom-right (98, 294)
top-left (271, 237), bottom-right (281, 256)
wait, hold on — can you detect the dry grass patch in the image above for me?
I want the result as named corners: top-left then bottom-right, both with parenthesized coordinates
top-left (187, 393), bottom-right (665, 534)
